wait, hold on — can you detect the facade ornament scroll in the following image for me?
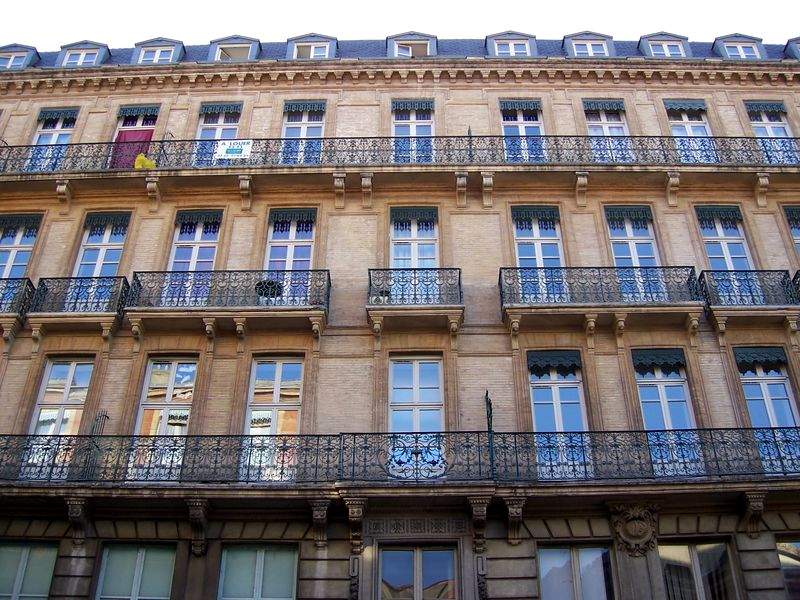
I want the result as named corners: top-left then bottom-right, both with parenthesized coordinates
top-left (238, 175), bottom-right (253, 212)
top-left (65, 496), bottom-right (89, 546)
top-left (481, 172), bottom-right (493, 208)
top-left (575, 172), bottom-right (588, 207)
top-left (333, 172), bottom-right (346, 209)
top-left (686, 313), bottom-right (701, 347)
top-left (502, 496), bottom-right (526, 545)
top-left (754, 172), bottom-right (769, 208)
top-left (56, 179), bottom-right (73, 214)
top-left (344, 497), bottom-right (366, 600)
top-left (455, 172), bottom-right (468, 208)
top-left (468, 496), bottom-right (492, 554)
top-left (186, 498), bottom-right (209, 556)
top-left (608, 502), bottom-right (659, 557)
top-left (145, 176), bottom-right (161, 212)
top-left (309, 498), bottom-right (331, 548)
top-left (741, 491), bottom-right (767, 539)
top-left (666, 171), bottom-right (680, 207)
top-left (361, 172), bottom-right (373, 208)
top-left (785, 316), bottom-right (799, 353)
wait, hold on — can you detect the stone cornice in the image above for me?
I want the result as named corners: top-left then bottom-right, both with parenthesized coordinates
top-left (1, 57), bottom-right (799, 95)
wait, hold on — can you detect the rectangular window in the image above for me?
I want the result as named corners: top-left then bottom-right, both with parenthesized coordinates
top-left (396, 41), bottom-right (429, 58)
top-left (785, 208), bottom-right (800, 255)
top-left (216, 45), bottom-right (251, 61)
top-left (528, 353), bottom-right (586, 433)
top-left (573, 41), bottom-right (608, 57)
top-left (737, 354), bottom-right (798, 429)
top-left (169, 217), bottom-right (220, 272)
top-left (698, 212), bottom-right (752, 271)
top-left (247, 359), bottom-right (303, 435)
top-left (391, 212), bottom-right (438, 270)
top-left (197, 110), bottom-right (240, 141)
top-left (380, 547), bottom-right (456, 600)
top-left (659, 543), bottom-right (738, 600)
top-left (513, 209), bottom-right (562, 269)
top-left (778, 540), bottom-right (800, 597)
top-left (266, 214), bottom-right (314, 271)
top-left (135, 360), bottom-right (197, 436)
top-left (649, 42), bottom-right (685, 57)
top-left (393, 108), bottom-right (433, 163)
top-left (110, 113), bottom-right (157, 169)
top-left (96, 545), bottom-right (175, 600)
top-left (281, 109), bottom-right (324, 164)
top-left (0, 543), bottom-right (58, 599)
top-left (31, 114), bottom-right (75, 146)
top-left (606, 207), bottom-right (666, 300)
top-left (586, 107), bottom-right (633, 161)
top-left (138, 47), bottom-right (173, 64)
top-left (294, 43), bottom-right (328, 59)
top-left (607, 213), bottom-right (659, 268)
top-left (74, 217), bottom-right (127, 278)
top-left (64, 49), bottom-right (98, 67)
top-left (0, 53), bottom-right (26, 69)
top-left (724, 43), bottom-right (759, 59)
top-left (30, 359), bottom-right (94, 435)
top-left (539, 546), bottom-right (615, 600)
top-left (218, 545), bottom-right (297, 600)
top-left (748, 108), bottom-right (799, 165)
top-left (495, 40), bottom-right (530, 57)
top-left (668, 108), bottom-right (717, 164)
top-left (0, 217), bottom-right (38, 278)
top-left (390, 358), bottom-right (443, 432)
top-left (502, 108), bottom-right (544, 162)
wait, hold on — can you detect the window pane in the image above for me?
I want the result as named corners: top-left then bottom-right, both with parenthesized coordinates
top-left (279, 363), bottom-right (303, 403)
top-left (540, 548), bottom-right (576, 600)
top-left (696, 543), bottom-right (736, 600)
top-left (578, 547), bottom-right (614, 600)
top-left (422, 550), bottom-right (455, 599)
top-left (381, 550), bottom-right (414, 599)
top-left (659, 545), bottom-right (699, 600)
top-left (778, 541), bottom-right (800, 598)
top-left (262, 546), bottom-right (297, 598)
top-left (221, 547), bottom-right (257, 599)
top-left (392, 362), bottom-right (413, 389)
top-left (0, 545), bottom-right (23, 594)
top-left (391, 410), bottom-right (413, 432)
top-left (419, 362), bottom-right (440, 388)
top-left (138, 546), bottom-right (175, 598)
top-left (419, 409), bottom-right (442, 432)
top-left (99, 546), bottom-right (138, 597)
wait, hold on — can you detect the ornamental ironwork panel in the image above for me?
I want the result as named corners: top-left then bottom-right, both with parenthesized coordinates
top-left (499, 266), bottom-right (700, 307)
top-left (29, 277), bottom-right (129, 315)
top-left (0, 278), bottom-right (34, 315)
top-left (1, 136), bottom-right (799, 175)
top-left (367, 268), bottom-right (462, 306)
top-left (128, 270), bottom-right (331, 311)
top-left (699, 270), bottom-right (800, 307)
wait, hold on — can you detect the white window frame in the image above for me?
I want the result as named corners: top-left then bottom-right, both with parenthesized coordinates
top-left (196, 110), bottom-right (240, 141)
top-left (724, 43), bottom-right (760, 59)
top-left (501, 108), bottom-right (544, 135)
top-left (573, 41), bottom-right (608, 57)
top-left (282, 110), bottom-right (325, 139)
top-left (29, 359), bottom-right (94, 435)
top-left (218, 545), bottom-right (298, 600)
top-left (749, 109), bottom-right (793, 138)
top-left (134, 359), bottom-right (198, 436)
top-left (95, 545), bottom-right (175, 600)
top-left (585, 109), bottom-right (629, 136)
top-left (513, 215), bottom-right (563, 268)
top-left (390, 217), bottom-right (439, 269)
top-left (0, 544), bottom-right (57, 600)
top-left (668, 109), bottom-right (712, 137)
top-left (0, 52), bottom-right (27, 69)
top-left (740, 363), bottom-right (800, 428)
top-left (0, 221), bottom-right (36, 278)
top-left (648, 41), bottom-right (685, 58)
top-left (787, 210), bottom-right (800, 255)
top-left (293, 43), bottom-right (329, 59)
top-left (392, 108), bottom-right (434, 136)
top-left (658, 543), bottom-right (739, 600)
top-left (115, 113), bottom-right (158, 136)
top-left (635, 365), bottom-right (694, 430)
top-left (699, 216), bottom-right (753, 270)
top-left (266, 217), bottom-right (315, 271)
top-left (73, 222), bottom-right (125, 278)
top-left (63, 49), bottom-right (99, 67)
top-left (378, 546), bottom-right (458, 600)
top-left (395, 41), bottom-right (430, 58)
top-left (529, 365), bottom-right (588, 433)
top-left (389, 357), bottom-right (444, 432)
top-left (215, 44), bottom-right (252, 62)
top-left (539, 546), bottom-right (616, 600)
top-left (169, 219), bottom-right (219, 272)
top-left (607, 216), bottom-right (660, 267)
top-left (32, 115), bottom-right (75, 146)
top-left (495, 40), bottom-right (530, 57)
top-left (138, 47), bottom-right (174, 64)
top-left (246, 359), bottom-right (304, 435)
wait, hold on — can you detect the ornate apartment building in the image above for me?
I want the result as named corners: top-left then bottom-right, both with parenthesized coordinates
top-left (1, 28), bottom-right (800, 599)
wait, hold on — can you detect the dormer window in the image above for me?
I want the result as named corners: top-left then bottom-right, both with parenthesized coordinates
top-left (64, 49), bottom-right (98, 67)
top-left (396, 41), bottom-right (429, 58)
top-left (215, 44), bottom-right (251, 62)
top-left (139, 47), bottom-right (174, 64)
top-left (649, 41), bottom-right (684, 58)
top-left (724, 43), bottom-right (759, 59)
top-left (573, 41), bottom-right (607, 57)
top-left (0, 52), bottom-right (26, 69)
top-left (294, 43), bottom-right (329, 59)
top-left (495, 40), bottom-right (530, 57)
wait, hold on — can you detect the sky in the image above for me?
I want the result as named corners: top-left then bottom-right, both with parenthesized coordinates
top-left (3, 0), bottom-right (798, 51)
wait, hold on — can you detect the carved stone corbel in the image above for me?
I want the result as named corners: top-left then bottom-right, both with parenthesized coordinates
top-left (666, 171), bottom-right (680, 207)
top-left (371, 316), bottom-right (383, 350)
top-left (712, 314), bottom-right (728, 346)
top-left (56, 179), bottom-right (73, 214)
top-left (186, 498), bottom-right (209, 556)
top-left (785, 316), bottom-right (799, 353)
top-left (65, 497), bottom-right (89, 546)
top-left (0, 318), bottom-right (20, 353)
top-left (344, 497), bottom-right (367, 555)
top-left (310, 498), bottom-right (331, 548)
top-left (584, 313), bottom-right (598, 350)
top-left (608, 502), bottom-right (659, 557)
top-left (333, 172), bottom-right (346, 209)
top-left (741, 491), bottom-right (767, 539)
top-left (202, 317), bottom-right (216, 340)
top-left (30, 323), bottom-right (45, 354)
top-left (238, 175), bottom-right (253, 212)
top-left (614, 313), bottom-right (627, 340)
top-left (502, 496), bottom-right (526, 545)
top-left (455, 172), bottom-right (468, 208)
top-left (507, 316), bottom-right (520, 351)
top-left (145, 176), bottom-right (161, 212)
top-left (130, 317), bottom-right (144, 353)
top-left (100, 320), bottom-right (117, 352)
top-left (468, 496), bottom-right (492, 554)
top-left (575, 171), bottom-right (588, 207)
top-left (360, 172), bottom-right (373, 208)
top-left (754, 172), bottom-right (769, 208)
top-left (448, 315), bottom-right (461, 351)
top-left (686, 312), bottom-right (701, 347)
top-left (480, 172), bottom-right (493, 208)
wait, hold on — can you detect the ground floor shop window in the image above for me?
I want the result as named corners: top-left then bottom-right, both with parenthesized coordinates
top-left (380, 546), bottom-right (456, 599)
top-left (218, 545), bottom-right (297, 600)
top-left (95, 545), bottom-right (175, 600)
top-left (659, 542), bottom-right (738, 600)
top-left (0, 543), bottom-right (57, 599)
top-left (539, 546), bottom-right (615, 599)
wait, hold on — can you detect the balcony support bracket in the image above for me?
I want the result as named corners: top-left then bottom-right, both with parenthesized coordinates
top-left (238, 175), bottom-right (253, 212)
top-left (608, 502), bottom-right (658, 557)
top-left (449, 314), bottom-right (462, 351)
top-left (468, 495), bottom-right (492, 554)
top-left (310, 498), bottom-right (331, 548)
top-left (145, 176), bottom-right (161, 213)
top-left (686, 312), bottom-right (701, 347)
top-left (456, 172), bottom-right (468, 208)
top-left (333, 172), bottom-right (346, 209)
top-left (29, 322), bottom-right (45, 354)
top-left (575, 172), bottom-right (588, 208)
top-left (344, 497), bottom-right (367, 555)
top-left (361, 172), bottom-right (373, 209)
top-left (310, 316), bottom-right (324, 351)
top-left (506, 314), bottom-right (521, 351)
top-left (56, 179), bottom-right (73, 215)
top-left (666, 171), bottom-right (680, 207)
top-left (740, 491), bottom-right (767, 539)
top-left (0, 317), bottom-right (20, 354)
top-left (130, 317), bottom-right (144, 353)
top-left (502, 495), bottom-right (526, 546)
top-left (754, 172), bottom-right (769, 208)
top-left (481, 172), bottom-right (493, 208)
top-left (711, 314), bottom-right (728, 346)
top-left (785, 316), bottom-right (799, 353)
top-left (614, 312), bottom-right (627, 346)
top-left (65, 496), bottom-right (89, 546)
top-left (370, 315), bottom-right (383, 351)
top-left (202, 317), bottom-right (216, 353)
top-left (584, 313), bottom-right (598, 350)
top-left (186, 498), bottom-right (209, 556)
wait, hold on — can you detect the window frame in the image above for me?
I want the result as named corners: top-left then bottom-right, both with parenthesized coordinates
top-left (138, 47), bottom-right (174, 64)
top-left (63, 49), bottom-right (99, 67)
top-left (293, 43), bottom-right (329, 59)
top-left (634, 363), bottom-right (695, 430)
top-left (168, 218), bottom-right (220, 272)
top-left (389, 357), bottom-right (445, 433)
top-left (724, 43), bottom-right (760, 59)
top-left (32, 115), bottom-right (75, 146)
top-left (196, 110), bottom-right (240, 141)
top-left (29, 358), bottom-right (94, 435)
top-left (0, 220), bottom-right (37, 278)
top-left (585, 109), bottom-right (629, 136)
top-left (786, 208), bottom-right (800, 255)
top-left (378, 545), bottom-right (458, 600)
top-left (390, 216), bottom-right (439, 269)
top-left (658, 541), bottom-right (740, 600)
top-left (73, 221), bottom-right (126, 278)
top-left (395, 41), bottom-right (430, 58)
top-left (649, 41), bottom-right (685, 58)
top-left (738, 361), bottom-right (800, 428)
top-left (538, 545), bottom-right (617, 600)
top-left (606, 215), bottom-right (660, 268)
top-left (217, 544), bottom-right (298, 600)
top-left (668, 109), bottom-right (712, 137)
top-left (698, 215), bottom-right (753, 271)
top-left (134, 358), bottom-right (198, 436)
top-left (573, 41), bottom-right (609, 57)
top-left (266, 216), bottom-right (315, 271)
top-left (95, 544), bottom-right (176, 600)
top-left (495, 40), bottom-right (530, 57)
top-left (748, 109), bottom-right (793, 138)
top-left (214, 44), bottom-right (252, 62)
top-left (528, 364), bottom-right (588, 433)
top-left (0, 52), bottom-right (27, 69)
top-left (245, 358), bottom-right (304, 435)
top-left (512, 213), bottom-right (563, 269)
top-left (0, 543), bottom-right (58, 600)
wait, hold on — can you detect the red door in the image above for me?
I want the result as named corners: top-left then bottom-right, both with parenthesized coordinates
top-left (110, 129), bottom-right (154, 169)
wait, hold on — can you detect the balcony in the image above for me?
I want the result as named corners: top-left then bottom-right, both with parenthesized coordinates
top-left (0, 278), bottom-right (35, 340)
top-left (126, 270), bottom-right (331, 335)
top-left (0, 135), bottom-right (798, 180)
top-left (699, 270), bottom-right (800, 328)
top-left (0, 427), bottom-right (797, 487)
top-left (26, 276), bottom-right (129, 338)
top-left (366, 268), bottom-right (464, 334)
top-left (499, 266), bottom-right (703, 329)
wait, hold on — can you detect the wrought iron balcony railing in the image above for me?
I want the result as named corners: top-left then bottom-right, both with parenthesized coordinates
top-left (699, 270), bottom-right (800, 307)
top-left (1, 135), bottom-right (798, 176)
top-left (128, 270), bottom-right (331, 311)
top-left (29, 276), bottom-right (129, 316)
top-left (367, 268), bottom-right (463, 306)
top-left (1, 427), bottom-right (798, 485)
top-left (499, 266), bottom-right (701, 308)
top-left (0, 278), bottom-right (35, 316)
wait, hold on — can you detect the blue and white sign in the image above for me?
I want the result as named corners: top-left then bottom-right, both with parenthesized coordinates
top-left (213, 140), bottom-right (253, 159)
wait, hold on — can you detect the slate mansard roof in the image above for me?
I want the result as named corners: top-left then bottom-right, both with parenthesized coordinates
top-left (0, 31), bottom-right (799, 70)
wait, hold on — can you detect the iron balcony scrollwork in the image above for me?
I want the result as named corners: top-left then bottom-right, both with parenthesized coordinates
top-left (1, 427), bottom-right (798, 485)
top-left (699, 270), bottom-right (800, 307)
top-left (367, 268), bottom-right (463, 306)
top-left (0, 277), bottom-right (35, 316)
top-left (1, 135), bottom-right (798, 176)
top-left (29, 276), bottom-right (129, 316)
top-left (499, 266), bottom-right (701, 308)
top-left (128, 270), bottom-right (331, 311)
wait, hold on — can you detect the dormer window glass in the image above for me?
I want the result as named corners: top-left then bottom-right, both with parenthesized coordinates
top-left (0, 52), bottom-right (26, 69)
top-left (573, 41), bottom-right (607, 57)
top-left (294, 43), bottom-right (329, 59)
top-left (396, 41), bottom-right (429, 58)
top-left (495, 40), bottom-right (530, 57)
top-left (215, 44), bottom-right (251, 62)
top-left (724, 43), bottom-right (759, 59)
top-left (64, 49), bottom-right (98, 67)
top-left (649, 41), bottom-right (684, 57)
top-left (139, 47), bottom-right (173, 64)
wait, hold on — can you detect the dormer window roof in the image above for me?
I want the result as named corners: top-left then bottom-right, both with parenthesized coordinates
top-left (0, 44), bottom-right (39, 69)
top-left (207, 35), bottom-right (261, 62)
top-left (786, 37), bottom-right (800, 60)
top-left (563, 31), bottom-right (615, 58)
top-left (387, 32), bottom-right (437, 58)
top-left (57, 40), bottom-right (109, 68)
top-left (486, 31), bottom-right (536, 57)
top-left (713, 34), bottom-right (765, 60)
top-left (638, 32), bottom-right (690, 58)
top-left (133, 38), bottom-right (184, 65)
top-left (286, 34), bottom-right (337, 60)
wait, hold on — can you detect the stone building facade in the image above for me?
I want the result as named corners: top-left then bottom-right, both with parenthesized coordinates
top-left (0, 29), bottom-right (799, 599)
